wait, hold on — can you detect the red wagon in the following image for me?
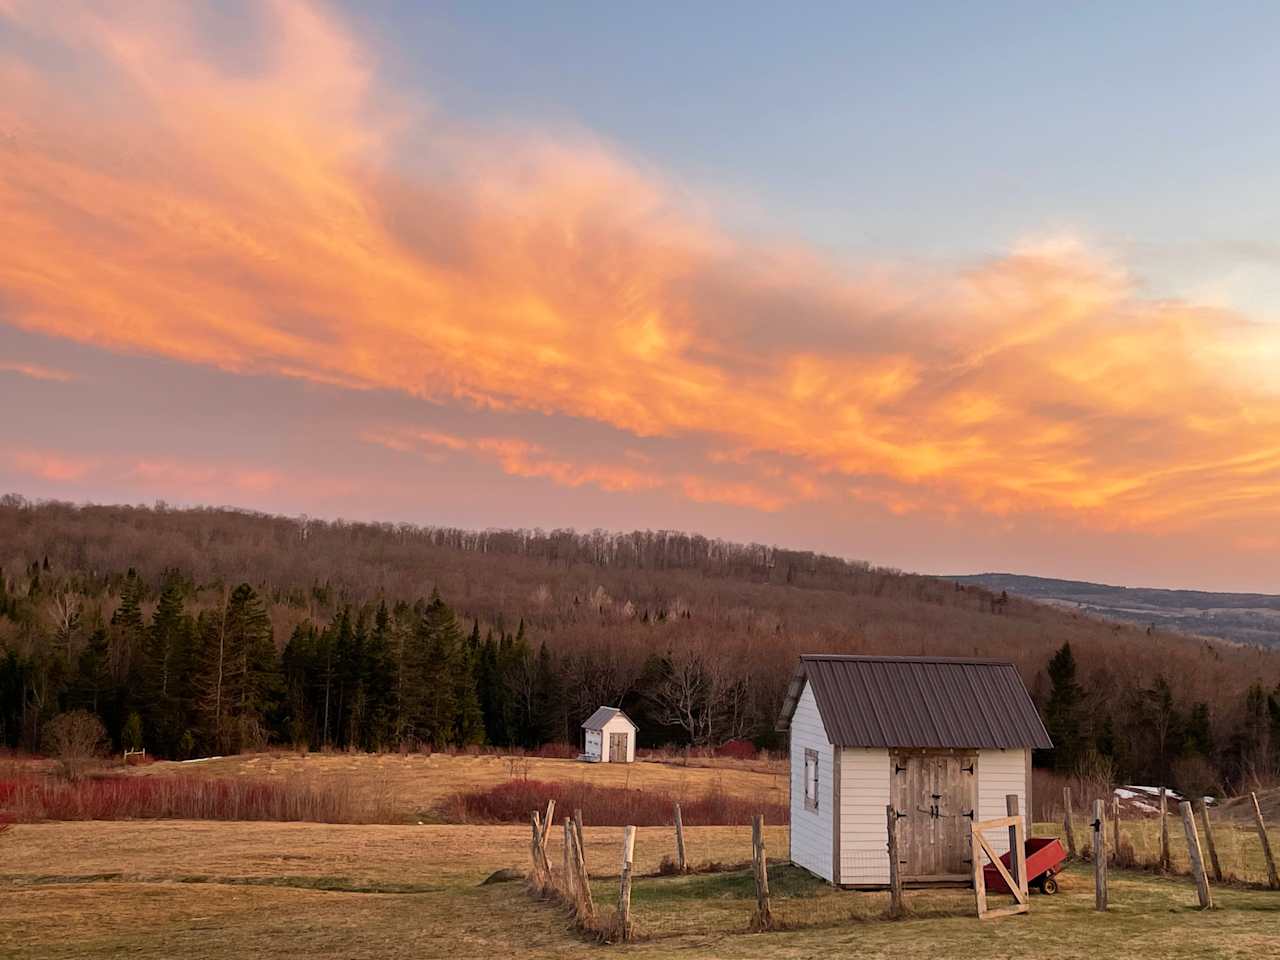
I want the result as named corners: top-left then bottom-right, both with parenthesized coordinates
top-left (982, 837), bottom-right (1068, 895)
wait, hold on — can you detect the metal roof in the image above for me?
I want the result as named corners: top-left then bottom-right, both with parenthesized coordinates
top-left (775, 655), bottom-right (1052, 750)
top-left (581, 706), bottom-right (637, 730)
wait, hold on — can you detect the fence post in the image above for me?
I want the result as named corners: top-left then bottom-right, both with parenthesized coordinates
top-left (1180, 801), bottom-right (1212, 909)
top-left (530, 811), bottom-right (547, 888)
top-left (573, 808), bottom-right (587, 862)
top-left (1198, 801), bottom-right (1222, 883)
top-left (617, 825), bottom-right (636, 942)
top-left (562, 817), bottom-right (575, 899)
top-left (673, 802), bottom-right (688, 874)
top-left (1063, 787), bottom-right (1077, 859)
top-left (1251, 792), bottom-right (1280, 889)
top-left (1092, 799), bottom-right (1108, 911)
top-left (886, 804), bottom-right (904, 918)
top-left (751, 814), bottom-right (775, 931)
top-left (570, 814), bottom-right (595, 922)
top-left (1159, 788), bottom-right (1171, 871)
top-left (1111, 796), bottom-right (1121, 865)
top-left (1006, 794), bottom-right (1021, 891)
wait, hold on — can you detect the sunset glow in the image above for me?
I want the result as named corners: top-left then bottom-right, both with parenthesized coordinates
top-left (2, 1), bottom-right (1279, 589)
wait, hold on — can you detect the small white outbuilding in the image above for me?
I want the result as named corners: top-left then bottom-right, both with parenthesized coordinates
top-left (776, 655), bottom-right (1052, 887)
top-left (581, 706), bottom-right (637, 763)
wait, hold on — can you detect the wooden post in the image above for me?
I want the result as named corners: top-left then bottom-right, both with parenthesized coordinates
top-left (562, 817), bottom-right (575, 898)
top-left (1180, 800), bottom-right (1212, 909)
top-left (886, 804), bottom-right (904, 918)
top-left (617, 825), bottom-right (636, 941)
top-left (541, 799), bottom-right (556, 844)
top-left (751, 814), bottom-right (774, 931)
top-left (673, 802), bottom-right (688, 873)
top-left (1251, 792), bottom-right (1280, 889)
top-left (1063, 787), bottom-right (1077, 859)
top-left (1006, 794), bottom-right (1021, 890)
top-left (530, 812), bottom-right (547, 886)
top-left (1092, 799), bottom-right (1108, 911)
top-left (1111, 796), bottom-right (1121, 865)
top-left (573, 808), bottom-right (586, 862)
top-left (570, 815), bottom-right (594, 921)
top-left (1159, 787), bottom-right (1171, 871)
top-left (1198, 801), bottom-right (1222, 883)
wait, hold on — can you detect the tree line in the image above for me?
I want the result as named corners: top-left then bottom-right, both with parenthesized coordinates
top-left (3, 496), bottom-right (1280, 796)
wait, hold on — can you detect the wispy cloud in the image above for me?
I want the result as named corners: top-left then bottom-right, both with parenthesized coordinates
top-left (0, 1), bottom-right (1277, 537)
top-left (0, 360), bottom-right (75, 382)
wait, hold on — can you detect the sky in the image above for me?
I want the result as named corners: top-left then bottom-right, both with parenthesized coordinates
top-left (1, 1), bottom-right (1278, 591)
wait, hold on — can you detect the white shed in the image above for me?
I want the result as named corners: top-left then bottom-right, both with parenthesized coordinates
top-left (581, 706), bottom-right (637, 763)
top-left (776, 655), bottom-right (1052, 887)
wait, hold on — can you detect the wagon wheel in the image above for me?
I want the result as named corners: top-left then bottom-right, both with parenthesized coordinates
top-left (1041, 876), bottom-right (1059, 895)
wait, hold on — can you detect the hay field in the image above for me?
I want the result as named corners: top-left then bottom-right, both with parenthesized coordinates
top-left (122, 752), bottom-right (788, 822)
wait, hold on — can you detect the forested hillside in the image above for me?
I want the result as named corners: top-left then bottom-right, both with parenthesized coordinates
top-left (3, 495), bottom-right (1280, 796)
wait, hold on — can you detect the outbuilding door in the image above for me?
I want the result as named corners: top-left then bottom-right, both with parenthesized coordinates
top-left (609, 732), bottom-right (628, 762)
top-left (891, 751), bottom-right (976, 880)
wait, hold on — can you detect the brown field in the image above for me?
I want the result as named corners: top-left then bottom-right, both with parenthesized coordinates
top-left (4, 755), bottom-right (1280, 958)
top-left (122, 752), bottom-right (788, 822)
top-left (4, 818), bottom-right (1280, 959)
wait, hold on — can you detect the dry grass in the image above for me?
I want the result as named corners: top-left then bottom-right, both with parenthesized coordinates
top-left (1055, 813), bottom-right (1280, 887)
top-left (121, 752), bottom-right (788, 822)
top-left (4, 819), bottom-right (1280, 959)
top-left (5, 817), bottom-right (1280, 959)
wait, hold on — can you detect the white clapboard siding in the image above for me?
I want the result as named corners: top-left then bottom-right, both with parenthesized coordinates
top-left (839, 748), bottom-right (892, 884)
top-left (789, 680), bottom-right (833, 882)
top-left (977, 748), bottom-right (1028, 858)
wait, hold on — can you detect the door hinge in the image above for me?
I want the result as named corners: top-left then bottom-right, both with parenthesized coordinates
top-left (894, 763), bottom-right (906, 774)
top-left (962, 763), bottom-right (975, 774)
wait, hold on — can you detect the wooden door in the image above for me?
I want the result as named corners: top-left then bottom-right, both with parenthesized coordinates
top-left (892, 752), bottom-right (976, 879)
top-left (609, 732), bottom-right (628, 762)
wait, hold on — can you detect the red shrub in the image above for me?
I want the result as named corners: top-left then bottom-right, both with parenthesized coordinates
top-left (440, 778), bottom-right (787, 827)
top-left (714, 739), bottom-right (757, 760)
top-left (0, 774), bottom-right (377, 823)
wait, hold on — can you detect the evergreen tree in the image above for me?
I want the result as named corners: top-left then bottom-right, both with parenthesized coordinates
top-left (141, 573), bottom-right (192, 754)
top-left (1044, 642), bottom-right (1085, 772)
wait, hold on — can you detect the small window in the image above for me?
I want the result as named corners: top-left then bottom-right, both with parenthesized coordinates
top-left (804, 748), bottom-right (819, 811)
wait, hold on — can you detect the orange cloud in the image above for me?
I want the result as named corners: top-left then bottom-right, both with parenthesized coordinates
top-left (365, 428), bottom-right (799, 512)
top-left (1, 1), bottom-right (1278, 534)
top-left (1, 445), bottom-right (318, 502)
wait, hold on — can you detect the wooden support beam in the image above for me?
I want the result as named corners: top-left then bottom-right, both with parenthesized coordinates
top-left (971, 813), bottom-right (1028, 920)
top-left (1180, 800), bottom-right (1212, 909)
top-left (1005, 794), bottom-right (1021, 891)
top-left (1062, 787), bottom-right (1077, 859)
top-left (1199, 801), bottom-right (1222, 883)
top-left (1251, 792), bottom-right (1280, 890)
top-left (1092, 799), bottom-right (1108, 911)
top-left (885, 804), bottom-right (904, 918)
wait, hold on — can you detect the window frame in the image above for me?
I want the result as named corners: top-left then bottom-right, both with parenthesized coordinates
top-left (803, 747), bottom-right (819, 812)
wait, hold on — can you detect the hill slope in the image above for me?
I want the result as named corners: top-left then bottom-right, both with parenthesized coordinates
top-left (3, 494), bottom-right (1279, 795)
top-left (952, 573), bottom-right (1280, 647)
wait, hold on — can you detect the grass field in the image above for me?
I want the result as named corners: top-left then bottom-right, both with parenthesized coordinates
top-left (121, 752), bottom-right (788, 822)
top-left (5, 755), bottom-right (1280, 957)
top-left (4, 817), bottom-right (1280, 959)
